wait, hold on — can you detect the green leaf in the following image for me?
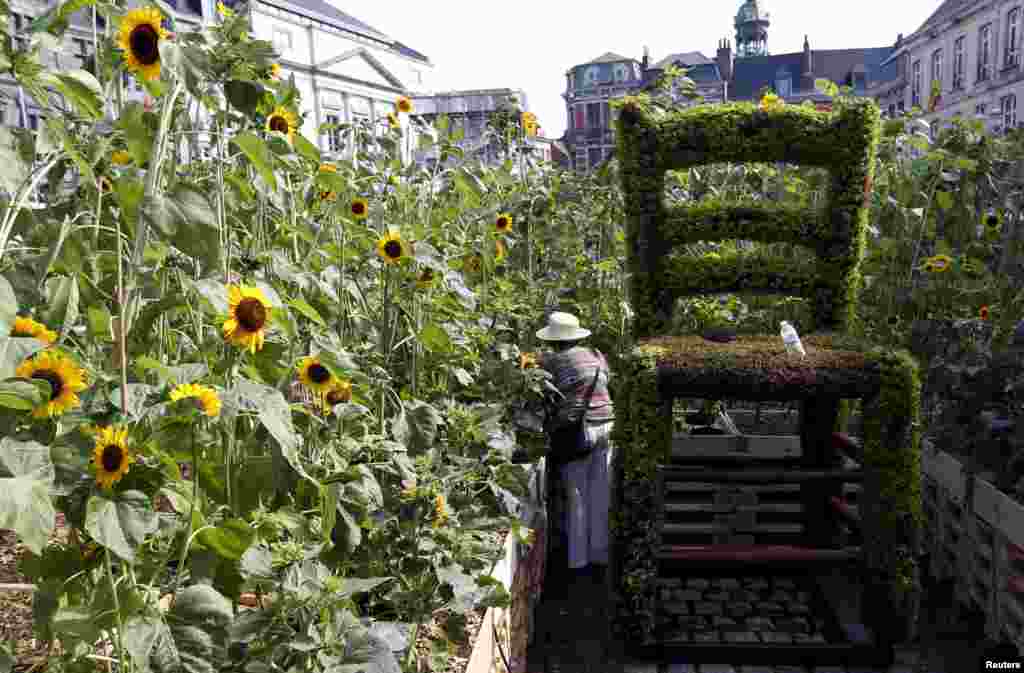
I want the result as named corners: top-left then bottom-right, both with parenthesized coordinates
top-left (0, 128), bottom-right (31, 195)
top-left (0, 274), bottom-right (18, 335)
top-left (43, 275), bottom-right (78, 341)
top-left (0, 378), bottom-right (49, 410)
top-left (197, 519), bottom-right (255, 561)
top-left (123, 615), bottom-right (171, 672)
top-left (115, 176), bottom-right (145, 235)
top-left (87, 306), bottom-right (112, 342)
top-left (143, 187), bottom-right (222, 273)
top-left (418, 322), bottom-right (451, 353)
top-left (223, 79), bottom-right (264, 117)
top-left (53, 69), bottom-right (104, 119)
top-left (333, 496), bottom-right (361, 552)
top-left (934, 190), bottom-right (954, 211)
top-left (231, 133), bottom-right (277, 190)
top-left (85, 491), bottom-right (159, 563)
top-left (191, 278), bottom-right (228, 314)
top-left (165, 585), bottom-right (233, 673)
top-left (0, 438), bottom-right (55, 555)
top-left (403, 400), bottom-right (442, 454)
top-left (0, 641), bottom-right (13, 673)
top-left (109, 383), bottom-right (154, 419)
top-left (287, 297), bottom-right (325, 326)
top-left (293, 133), bottom-right (321, 164)
top-left (228, 380), bottom-right (313, 485)
top-left (0, 337), bottom-right (46, 379)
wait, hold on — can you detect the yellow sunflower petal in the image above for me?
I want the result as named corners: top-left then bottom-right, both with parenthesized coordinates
top-left (297, 356), bottom-right (335, 394)
top-left (376, 232), bottom-right (407, 265)
top-left (17, 350), bottom-right (87, 418)
top-left (223, 285), bottom-right (272, 354)
top-left (266, 106), bottom-right (298, 140)
top-left (93, 426), bottom-right (133, 489)
top-left (117, 7), bottom-right (169, 82)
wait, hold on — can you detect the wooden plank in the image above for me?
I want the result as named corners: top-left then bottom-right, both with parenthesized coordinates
top-left (665, 482), bottom-right (800, 493)
top-left (658, 544), bottom-right (861, 563)
top-left (662, 522), bottom-right (804, 535)
top-left (660, 469), bottom-right (863, 484)
top-left (664, 502), bottom-right (803, 514)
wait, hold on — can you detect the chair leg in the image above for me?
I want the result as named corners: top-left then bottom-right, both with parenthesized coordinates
top-left (799, 397), bottom-right (842, 547)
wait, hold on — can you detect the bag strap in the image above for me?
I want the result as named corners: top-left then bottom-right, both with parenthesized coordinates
top-left (581, 365), bottom-right (601, 412)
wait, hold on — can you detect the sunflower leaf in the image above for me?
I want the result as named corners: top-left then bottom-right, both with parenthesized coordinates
top-left (287, 297), bottom-right (325, 326)
top-left (163, 585), bottom-right (234, 673)
top-left (293, 133), bottom-right (320, 164)
top-left (43, 274), bottom-right (78, 342)
top-left (0, 274), bottom-right (18, 335)
top-left (0, 337), bottom-right (46, 380)
top-left (196, 518), bottom-right (255, 561)
top-left (418, 322), bottom-right (452, 353)
top-left (108, 383), bottom-right (155, 419)
top-left (0, 378), bottom-right (49, 410)
top-left (224, 79), bottom-right (263, 117)
top-left (85, 491), bottom-right (158, 563)
top-left (228, 379), bottom-right (314, 486)
top-left (230, 133), bottom-right (277, 190)
top-left (0, 438), bottom-right (55, 555)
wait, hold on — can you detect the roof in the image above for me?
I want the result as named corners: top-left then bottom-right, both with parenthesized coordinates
top-left (654, 51), bottom-right (712, 69)
top-left (729, 46), bottom-right (893, 100)
top-left (687, 62), bottom-right (724, 84)
top-left (262, 0), bottom-right (431, 63)
top-left (912, 0), bottom-right (972, 36)
top-left (583, 51), bottom-right (632, 65)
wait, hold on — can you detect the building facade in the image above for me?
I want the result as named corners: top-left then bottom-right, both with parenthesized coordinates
top-left (876, 0), bottom-right (1024, 134)
top-left (2, 0), bottom-right (433, 162)
top-left (410, 88), bottom-right (550, 168)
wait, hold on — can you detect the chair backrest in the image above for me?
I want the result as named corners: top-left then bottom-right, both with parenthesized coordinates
top-left (615, 99), bottom-right (881, 339)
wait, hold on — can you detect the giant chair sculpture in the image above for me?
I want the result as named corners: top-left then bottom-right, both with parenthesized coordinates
top-left (609, 99), bottom-right (922, 667)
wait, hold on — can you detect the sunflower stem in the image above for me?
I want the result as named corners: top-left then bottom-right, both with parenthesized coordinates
top-left (105, 548), bottom-right (131, 673)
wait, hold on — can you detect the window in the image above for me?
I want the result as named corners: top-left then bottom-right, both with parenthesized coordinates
top-left (776, 76), bottom-right (792, 97)
top-left (977, 102), bottom-right (988, 115)
top-left (585, 102), bottom-right (601, 129)
top-left (953, 36), bottom-right (966, 89)
top-left (26, 111), bottom-right (38, 130)
top-left (574, 105), bottom-right (584, 130)
top-left (979, 23), bottom-right (992, 80)
top-left (1009, 8), bottom-right (1021, 66)
top-left (1003, 93), bottom-right (1017, 129)
top-left (931, 49), bottom-right (943, 88)
top-left (271, 27), bottom-right (292, 54)
top-left (898, 99), bottom-right (905, 112)
top-left (70, 37), bottom-right (90, 70)
top-left (10, 13), bottom-right (29, 51)
top-left (325, 113), bottom-right (343, 152)
top-left (888, 103), bottom-right (896, 116)
top-left (587, 147), bottom-right (602, 169)
top-left (912, 59), bottom-right (921, 107)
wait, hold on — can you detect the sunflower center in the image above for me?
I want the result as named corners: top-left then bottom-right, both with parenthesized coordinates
top-left (987, 215), bottom-right (999, 226)
top-left (384, 240), bottom-right (403, 259)
top-left (352, 202), bottom-right (366, 215)
top-left (236, 298), bottom-right (267, 331)
top-left (101, 444), bottom-right (125, 473)
top-left (33, 370), bottom-right (63, 400)
top-left (269, 115), bottom-right (289, 133)
top-left (129, 24), bottom-right (161, 66)
top-left (308, 363), bottom-right (331, 384)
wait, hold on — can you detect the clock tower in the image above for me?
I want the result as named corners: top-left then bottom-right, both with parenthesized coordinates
top-left (735, 0), bottom-right (770, 58)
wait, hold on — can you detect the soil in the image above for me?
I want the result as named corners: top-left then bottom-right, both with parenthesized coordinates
top-left (1, 529), bottom-right (50, 672)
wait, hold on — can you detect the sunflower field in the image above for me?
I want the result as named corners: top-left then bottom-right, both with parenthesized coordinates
top-left (1, 1), bottom-right (1024, 671)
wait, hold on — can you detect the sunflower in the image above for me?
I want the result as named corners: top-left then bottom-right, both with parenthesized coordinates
top-left (117, 7), bottom-right (170, 82)
top-left (265, 106), bottom-right (298, 140)
top-left (350, 197), bottom-right (369, 220)
top-left (980, 305), bottom-right (990, 320)
top-left (416, 268), bottom-right (436, 289)
top-left (169, 383), bottom-right (221, 417)
top-left (463, 254), bottom-right (482, 274)
top-left (110, 150), bottom-right (132, 166)
top-left (396, 96), bottom-right (413, 114)
top-left (16, 350), bottom-right (87, 418)
top-left (222, 285), bottom-right (272, 354)
top-left (319, 163), bottom-right (337, 173)
top-left (922, 254), bottom-right (953, 273)
top-left (11, 316), bottom-right (57, 344)
top-left (495, 213), bottom-right (512, 233)
top-left (97, 177), bottom-right (113, 193)
top-left (270, 63), bottom-right (281, 79)
top-left (216, 1), bottom-right (233, 17)
top-left (759, 92), bottom-right (784, 111)
top-left (387, 112), bottom-right (400, 128)
top-left (983, 209), bottom-right (1003, 229)
top-left (323, 379), bottom-right (353, 410)
top-left (376, 230), bottom-right (409, 265)
top-left (297, 356), bottom-right (335, 395)
top-left (92, 426), bottom-right (133, 490)
top-left (432, 493), bottom-right (449, 528)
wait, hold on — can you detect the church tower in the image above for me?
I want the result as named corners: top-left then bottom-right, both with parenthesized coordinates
top-left (734, 0), bottom-right (770, 58)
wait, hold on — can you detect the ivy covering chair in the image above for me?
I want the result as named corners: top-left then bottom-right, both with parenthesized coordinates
top-left (609, 98), bottom-right (922, 666)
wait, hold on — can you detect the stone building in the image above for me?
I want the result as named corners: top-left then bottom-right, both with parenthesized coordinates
top-left (2, 0), bottom-right (433, 160)
top-left (872, 0), bottom-right (1024, 134)
top-left (409, 88), bottom-right (551, 168)
top-left (561, 0), bottom-right (898, 172)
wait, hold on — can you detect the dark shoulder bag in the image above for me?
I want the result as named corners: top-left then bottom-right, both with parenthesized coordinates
top-left (546, 365), bottom-right (602, 463)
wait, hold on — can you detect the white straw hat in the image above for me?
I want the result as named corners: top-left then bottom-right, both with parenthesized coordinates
top-left (536, 312), bottom-right (591, 342)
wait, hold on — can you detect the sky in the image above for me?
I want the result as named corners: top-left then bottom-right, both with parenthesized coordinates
top-left (346, 1), bottom-right (944, 139)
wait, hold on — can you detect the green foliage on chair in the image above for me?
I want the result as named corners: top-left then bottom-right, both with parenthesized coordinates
top-left (609, 97), bottom-right (923, 646)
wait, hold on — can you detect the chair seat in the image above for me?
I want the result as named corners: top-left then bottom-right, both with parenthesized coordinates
top-left (635, 333), bottom-right (883, 400)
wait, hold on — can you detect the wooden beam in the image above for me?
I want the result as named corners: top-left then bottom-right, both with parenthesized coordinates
top-left (660, 468), bottom-right (863, 483)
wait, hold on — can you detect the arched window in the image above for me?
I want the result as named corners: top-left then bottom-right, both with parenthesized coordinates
top-left (775, 67), bottom-right (792, 97)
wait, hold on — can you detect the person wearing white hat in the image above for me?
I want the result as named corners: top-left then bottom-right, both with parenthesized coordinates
top-left (535, 312), bottom-right (615, 597)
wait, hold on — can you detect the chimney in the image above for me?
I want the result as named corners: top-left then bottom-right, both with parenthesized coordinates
top-left (801, 35), bottom-right (814, 91)
top-left (642, 45), bottom-right (650, 70)
top-left (717, 38), bottom-right (733, 82)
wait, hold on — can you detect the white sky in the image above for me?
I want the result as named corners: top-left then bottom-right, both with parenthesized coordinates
top-left (345, 1), bottom-right (943, 139)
